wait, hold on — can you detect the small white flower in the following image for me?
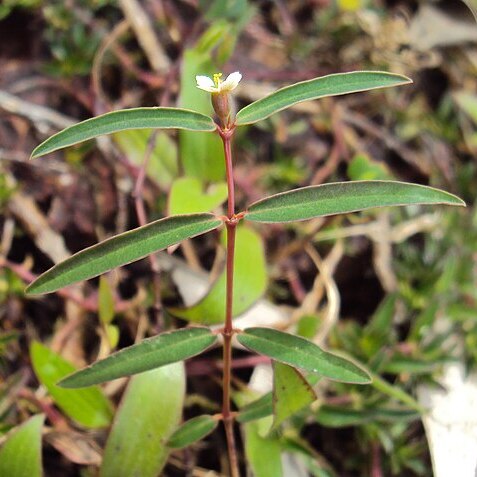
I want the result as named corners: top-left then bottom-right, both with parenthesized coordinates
top-left (196, 72), bottom-right (242, 94)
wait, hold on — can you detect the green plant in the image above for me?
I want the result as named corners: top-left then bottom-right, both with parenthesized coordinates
top-left (25, 70), bottom-right (464, 476)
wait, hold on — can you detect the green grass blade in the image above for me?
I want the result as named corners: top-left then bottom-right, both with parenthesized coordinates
top-left (245, 181), bottom-right (465, 223)
top-left (235, 71), bottom-right (412, 125)
top-left (26, 213), bottom-right (222, 295)
top-left (0, 415), bottom-right (44, 477)
top-left (167, 415), bottom-right (218, 449)
top-left (58, 327), bottom-right (217, 388)
top-left (237, 328), bottom-right (371, 384)
top-left (31, 107), bottom-right (216, 158)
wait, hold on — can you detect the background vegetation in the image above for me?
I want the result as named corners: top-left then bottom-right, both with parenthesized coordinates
top-left (0, 0), bottom-right (476, 476)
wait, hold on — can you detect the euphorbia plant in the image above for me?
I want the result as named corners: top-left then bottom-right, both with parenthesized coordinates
top-left (26, 70), bottom-right (464, 476)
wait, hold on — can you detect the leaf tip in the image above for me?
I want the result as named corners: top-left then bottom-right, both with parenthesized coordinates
top-left (30, 148), bottom-right (42, 159)
top-left (56, 373), bottom-right (81, 389)
top-left (24, 282), bottom-right (37, 296)
top-left (25, 278), bottom-right (49, 296)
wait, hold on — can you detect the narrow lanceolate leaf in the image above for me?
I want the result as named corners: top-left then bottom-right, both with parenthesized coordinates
top-left (31, 107), bottom-right (216, 158)
top-left (26, 213), bottom-right (222, 295)
top-left (237, 328), bottom-right (371, 384)
top-left (272, 362), bottom-right (317, 430)
top-left (59, 327), bottom-right (217, 388)
top-left (245, 181), bottom-right (465, 223)
top-left (167, 415), bottom-right (218, 449)
top-left (235, 71), bottom-right (412, 125)
top-left (0, 414), bottom-right (44, 477)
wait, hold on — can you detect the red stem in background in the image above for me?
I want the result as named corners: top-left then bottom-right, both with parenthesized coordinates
top-left (132, 130), bottom-right (163, 328)
top-left (219, 127), bottom-right (240, 477)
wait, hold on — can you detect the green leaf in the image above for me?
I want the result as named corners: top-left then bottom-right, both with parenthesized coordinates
top-left (170, 225), bottom-right (267, 324)
top-left (237, 328), bottom-right (371, 384)
top-left (98, 276), bottom-right (114, 325)
top-left (296, 314), bottom-right (320, 339)
top-left (364, 294), bottom-right (397, 338)
top-left (235, 392), bottom-right (283, 477)
top-left (0, 414), bottom-right (44, 477)
top-left (454, 91), bottom-right (477, 125)
top-left (58, 327), bottom-right (217, 388)
top-left (168, 177), bottom-right (228, 215)
top-left (272, 362), bottom-right (317, 429)
top-left (316, 405), bottom-right (370, 428)
top-left (243, 421), bottom-right (283, 477)
top-left (100, 363), bottom-right (185, 477)
top-left (382, 355), bottom-right (443, 375)
top-left (370, 371), bottom-right (425, 413)
top-left (237, 393), bottom-right (274, 424)
top-left (237, 374), bottom-right (320, 424)
top-left (235, 71), bottom-right (412, 125)
top-left (315, 405), bottom-right (419, 428)
top-left (347, 153), bottom-right (393, 181)
top-left (30, 342), bottom-right (113, 428)
top-left (26, 213), bottom-right (222, 295)
top-left (31, 107), bottom-right (216, 158)
top-left (167, 415), bottom-right (218, 449)
top-left (245, 181), bottom-right (465, 223)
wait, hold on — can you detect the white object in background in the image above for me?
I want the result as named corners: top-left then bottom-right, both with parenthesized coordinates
top-left (418, 363), bottom-right (477, 477)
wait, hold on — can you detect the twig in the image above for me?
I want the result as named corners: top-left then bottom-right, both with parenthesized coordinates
top-left (1, 258), bottom-right (130, 313)
top-left (342, 107), bottom-right (428, 174)
top-left (8, 190), bottom-right (70, 264)
top-left (119, 0), bottom-right (170, 73)
top-left (0, 90), bottom-right (75, 132)
top-left (373, 211), bottom-right (397, 292)
top-left (304, 242), bottom-right (343, 345)
top-left (92, 20), bottom-right (130, 113)
top-left (131, 130), bottom-right (163, 326)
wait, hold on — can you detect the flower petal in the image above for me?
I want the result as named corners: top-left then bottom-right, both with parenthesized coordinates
top-left (196, 75), bottom-right (217, 92)
top-left (221, 72), bottom-right (242, 91)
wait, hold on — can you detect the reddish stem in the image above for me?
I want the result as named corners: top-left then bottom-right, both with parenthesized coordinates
top-left (219, 127), bottom-right (240, 477)
top-left (223, 130), bottom-right (235, 218)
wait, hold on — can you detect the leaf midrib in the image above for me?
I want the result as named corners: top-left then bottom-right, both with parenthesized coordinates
top-left (63, 330), bottom-right (215, 385)
top-left (247, 182), bottom-right (462, 219)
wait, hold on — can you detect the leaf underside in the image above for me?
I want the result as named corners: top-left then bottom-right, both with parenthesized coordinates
top-left (245, 180), bottom-right (465, 223)
top-left (59, 327), bottom-right (217, 388)
top-left (27, 213), bottom-right (222, 295)
top-left (235, 71), bottom-right (412, 125)
top-left (237, 327), bottom-right (371, 384)
top-left (100, 363), bottom-right (185, 477)
top-left (31, 107), bottom-right (216, 158)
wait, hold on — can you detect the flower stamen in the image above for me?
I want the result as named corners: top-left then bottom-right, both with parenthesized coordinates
top-left (213, 73), bottom-right (223, 88)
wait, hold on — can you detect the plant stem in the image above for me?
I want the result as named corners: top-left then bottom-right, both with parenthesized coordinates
top-left (220, 128), bottom-right (240, 477)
